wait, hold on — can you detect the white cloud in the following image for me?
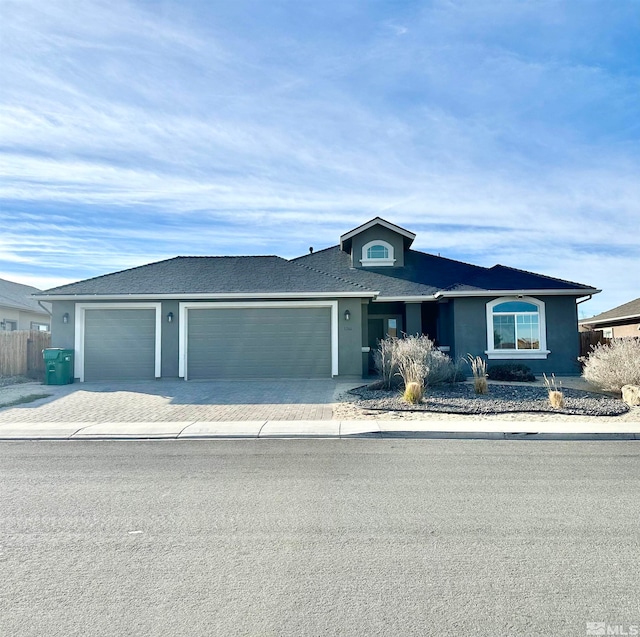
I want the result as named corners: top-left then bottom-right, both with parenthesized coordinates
top-left (0, 0), bottom-right (638, 316)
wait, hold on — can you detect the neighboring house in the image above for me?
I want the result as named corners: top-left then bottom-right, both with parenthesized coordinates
top-left (35, 218), bottom-right (598, 382)
top-left (0, 277), bottom-right (51, 332)
top-left (579, 297), bottom-right (640, 338)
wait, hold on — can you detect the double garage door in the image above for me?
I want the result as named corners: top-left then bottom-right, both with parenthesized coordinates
top-left (82, 306), bottom-right (332, 381)
top-left (186, 307), bottom-right (331, 379)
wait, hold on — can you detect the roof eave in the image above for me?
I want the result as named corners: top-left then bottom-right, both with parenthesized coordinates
top-left (578, 312), bottom-right (640, 326)
top-left (437, 288), bottom-right (601, 298)
top-left (374, 295), bottom-right (439, 302)
top-left (33, 291), bottom-right (379, 301)
top-left (0, 300), bottom-right (49, 313)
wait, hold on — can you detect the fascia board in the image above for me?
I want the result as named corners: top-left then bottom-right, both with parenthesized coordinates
top-left (578, 313), bottom-right (640, 326)
top-left (374, 296), bottom-right (438, 302)
top-left (437, 288), bottom-right (601, 298)
top-left (33, 291), bottom-right (379, 301)
top-left (339, 219), bottom-right (416, 245)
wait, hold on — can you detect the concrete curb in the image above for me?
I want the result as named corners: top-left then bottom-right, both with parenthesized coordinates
top-left (0, 419), bottom-right (639, 441)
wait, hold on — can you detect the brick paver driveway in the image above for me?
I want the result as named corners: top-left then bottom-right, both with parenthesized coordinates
top-left (0, 379), bottom-right (358, 423)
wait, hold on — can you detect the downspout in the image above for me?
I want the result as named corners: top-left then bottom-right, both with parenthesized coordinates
top-left (38, 301), bottom-right (53, 316)
top-left (576, 294), bottom-right (592, 305)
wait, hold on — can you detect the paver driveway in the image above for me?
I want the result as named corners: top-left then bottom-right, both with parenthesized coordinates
top-left (0, 379), bottom-right (358, 423)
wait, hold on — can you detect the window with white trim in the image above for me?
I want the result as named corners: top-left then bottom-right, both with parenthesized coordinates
top-left (485, 297), bottom-right (549, 359)
top-left (360, 240), bottom-right (395, 267)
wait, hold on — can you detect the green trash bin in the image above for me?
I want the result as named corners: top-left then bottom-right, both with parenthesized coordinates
top-left (43, 349), bottom-right (74, 385)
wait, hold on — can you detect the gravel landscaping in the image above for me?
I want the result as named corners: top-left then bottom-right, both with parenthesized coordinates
top-left (349, 382), bottom-right (629, 417)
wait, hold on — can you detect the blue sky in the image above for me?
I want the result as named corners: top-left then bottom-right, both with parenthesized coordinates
top-left (1, 0), bottom-right (638, 317)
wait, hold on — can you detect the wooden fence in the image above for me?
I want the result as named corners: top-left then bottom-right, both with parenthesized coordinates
top-left (579, 330), bottom-right (610, 360)
top-left (0, 330), bottom-right (52, 378)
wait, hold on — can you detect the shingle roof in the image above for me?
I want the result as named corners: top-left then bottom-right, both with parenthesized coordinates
top-left (41, 256), bottom-right (374, 296)
top-left (292, 246), bottom-right (594, 296)
top-left (0, 277), bottom-right (47, 312)
top-left (580, 297), bottom-right (640, 325)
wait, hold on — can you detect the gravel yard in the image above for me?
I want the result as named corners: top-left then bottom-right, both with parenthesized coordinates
top-left (348, 381), bottom-right (629, 417)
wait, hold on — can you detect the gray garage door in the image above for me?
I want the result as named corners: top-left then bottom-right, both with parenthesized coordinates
top-left (84, 309), bottom-right (156, 381)
top-left (187, 307), bottom-right (332, 379)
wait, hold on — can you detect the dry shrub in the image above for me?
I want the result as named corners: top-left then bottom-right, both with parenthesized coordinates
top-left (543, 373), bottom-right (565, 409)
top-left (373, 335), bottom-right (459, 390)
top-left (548, 391), bottom-right (565, 409)
top-left (473, 377), bottom-right (488, 395)
top-left (581, 338), bottom-right (640, 393)
top-left (403, 381), bottom-right (424, 404)
top-left (467, 355), bottom-right (488, 395)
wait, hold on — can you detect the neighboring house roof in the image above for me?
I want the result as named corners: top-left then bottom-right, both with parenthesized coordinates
top-left (292, 247), bottom-right (595, 299)
top-left (0, 277), bottom-right (47, 313)
top-left (579, 297), bottom-right (640, 327)
top-left (39, 256), bottom-right (377, 298)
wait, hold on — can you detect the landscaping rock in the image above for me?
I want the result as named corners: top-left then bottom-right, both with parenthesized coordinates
top-left (349, 382), bottom-right (629, 417)
top-left (622, 384), bottom-right (640, 407)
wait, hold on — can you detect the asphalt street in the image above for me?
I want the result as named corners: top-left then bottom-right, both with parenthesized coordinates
top-left (1, 440), bottom-right (639, 637)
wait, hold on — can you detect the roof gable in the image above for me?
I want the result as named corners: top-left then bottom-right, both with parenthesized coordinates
top-left (339, 217), bottom-right (416, 252)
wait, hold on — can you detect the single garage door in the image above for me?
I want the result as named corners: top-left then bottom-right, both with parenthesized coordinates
top-left (84, 309), bottom-right (156, 381)
top-left (187, 307), bottom-right (332, 379)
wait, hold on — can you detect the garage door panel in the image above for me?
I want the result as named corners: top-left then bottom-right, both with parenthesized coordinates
top-left (187, 307), bottom-right (331, 379)
top-left (84, 309), bottom-right (156, 381)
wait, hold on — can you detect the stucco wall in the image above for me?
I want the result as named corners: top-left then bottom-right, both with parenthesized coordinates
top-left (612, 323), bottom-right (640, 338)
top-left (451, 295), bottom-right (582, 375)
top-left (161, 300), bottom-right (180, 378)
top-left (52, 298), bottom-right (366, 381)
top-left (338, 298), bottom-right (364, 377)
top-left (50, 301), bottom-right (76, 350)
top-left (350, 226), bottom-right (406, 268)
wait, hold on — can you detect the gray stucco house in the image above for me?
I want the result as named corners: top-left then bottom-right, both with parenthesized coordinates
top-left (35, 218), bottom-right (599, 382)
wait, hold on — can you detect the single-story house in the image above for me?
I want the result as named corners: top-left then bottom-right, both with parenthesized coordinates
top-left (35, 218), bottom-right (599, 382)
top-left (579, 297), bottom-right (640, 338)
top-left (0, 277), bottom-right (51, 332)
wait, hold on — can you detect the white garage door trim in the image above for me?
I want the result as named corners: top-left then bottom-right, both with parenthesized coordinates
top-left (74, 303), bottom-right (162, 382)
top-left (179, 301), bottom-right (338, 379)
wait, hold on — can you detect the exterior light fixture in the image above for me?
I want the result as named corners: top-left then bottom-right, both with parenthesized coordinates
top-left (344, 309), bottom-right (351, 321)
top-left (62, 313), bottom-right (70, 324)
top-left (167, 312), bottom-right (174, 323)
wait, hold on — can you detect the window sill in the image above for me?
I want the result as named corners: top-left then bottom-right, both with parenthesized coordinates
top-left (359, 258), bottom-right (396, 267)
top-left (485, 350), bottom-right (550, 360)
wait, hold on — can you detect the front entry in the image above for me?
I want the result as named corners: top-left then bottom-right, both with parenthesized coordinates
top-left (367, 315), bottom-right (402, 373)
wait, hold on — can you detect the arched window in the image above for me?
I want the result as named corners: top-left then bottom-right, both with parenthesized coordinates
top-left (485, 297), bottom-right (549, 359)
top-left (360, 240), bottom-right (395, 267)
top-left (367, 244), bottom-right (389, 260)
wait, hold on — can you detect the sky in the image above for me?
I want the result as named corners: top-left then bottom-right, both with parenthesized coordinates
top-left (1, 0), bottom-right (638, 318)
